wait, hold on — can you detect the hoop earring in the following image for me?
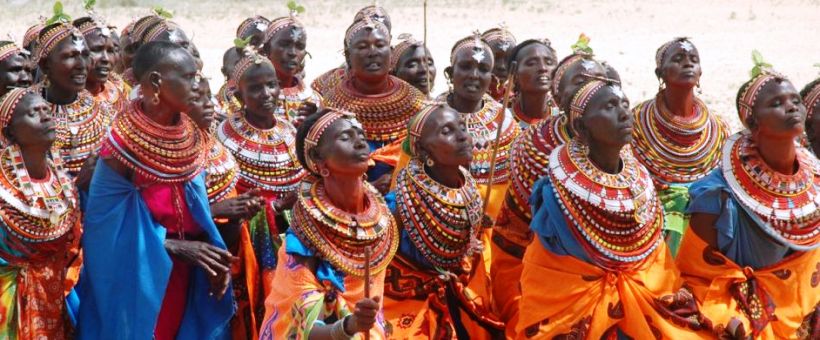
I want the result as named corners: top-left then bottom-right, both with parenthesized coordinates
top-left (362, 173), bottom-right (368, 181)
top-left (426, 158), bottom-right (435, 167)
top-left (319, 168), bottom-right (330, 177)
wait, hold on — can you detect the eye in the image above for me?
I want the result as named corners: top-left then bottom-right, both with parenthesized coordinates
top-left (772, 99), bottom-right (782, 107)
top-left (440, 126), bottom-right (451, 135)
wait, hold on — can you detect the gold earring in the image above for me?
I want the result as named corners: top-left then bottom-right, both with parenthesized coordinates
top-left (319, 168), bottom-right (330, 177)
top-left (152, 90), bottom-right (160, 105)
top-left (426, 158), bottom-right (435, 167)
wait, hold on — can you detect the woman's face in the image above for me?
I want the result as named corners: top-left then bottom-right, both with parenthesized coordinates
top-left (6, 93), bottom-right (56, 148)
top-left (152, 49), bottom-right (201, 113)
top-left (449, 44), bottom-right (494, 103)
top-left (236, 64), bottom-right (280, 119)
top-left (489, 39), bottom-right (514, 82)
top-left (85, 30), bottom-right (116, 85)
top-left (346, 28), bottom-right (391, 82)
top-left (41, 36), bottom-right (90, 95)
top-left (186, 78), bottom-right (216, 130)
top-left (515, 43), bottom-right (556, 94)
top-left (417, 107), bottom-right (473, 168)
top-left (0, 52), bottom-right (33, 96)
top-left (555, 58), bottom-right (605, 109)
top-left (658, 41), bottom-right (701, 89)
top-left (750, 79), bottom-right (806, 140)
top-left (266, 26), bottom-right (307, 81)
top-left (575, 85), bottom-right (634, 150)
top-left (314, 118), bottom-right (371, 177)
top-left (806, 108), bottom-right (820, 157)
top-left (394, 46), bottom-right (435, 94)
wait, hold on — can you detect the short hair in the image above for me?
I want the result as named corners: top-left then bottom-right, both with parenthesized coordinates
top-left (132, 41), bottom-right (188, 81)
top-left (295, 109), bottom-right (333, 174)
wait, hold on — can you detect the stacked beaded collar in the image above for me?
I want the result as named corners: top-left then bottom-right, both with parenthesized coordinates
top-left (721, 131), bottom-right (820, 250)
top-left (204, 139), bottom-right (239, 204)
top-left (438, 93), bottom-right (519, 185)
top-left (321, 76), bottom-right (426, 143)
top-left (631, 93), bottom-right (728, 184)
top-left (0, 143), bottom-right (79, 243)
top-left (217, 113), bottom-right (305, 195)
top-left (104, 99), bottom-right (207, 183)
top-left (291, 175), bottom-right (398, 277)
top-left (396, 158), bottom-right (482, 269)
top-left (549, 139), bottom-right (664, 269)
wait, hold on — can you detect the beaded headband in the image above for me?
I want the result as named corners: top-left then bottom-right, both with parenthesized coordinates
top-left (0, 42), bottom-right (25, 63)
top-left (37, 23), bottom-right (84, 63)
top-left (263, 16), bottom-right (303, 46)
top-left (569, 78), bottom-right (621, 136)
top-left (405, 104), bottom-right (439, 156)
top-left (344, 16), bottom-right (390, 48)
top-left (23, 23), bottom-right (45, 50)
top-left (551, 54), bottom-right (588, 95)
top-left (76, 18), bottom-right (111, 37)
top-left (0, 87), bottom-right (36, 145)
top-left (142, 20), bottom-right (183, 45)
top-left (450, 31), bottom-right (490, 65)
top-left (805, 82), bottom-right (820, 122)
top-left (237, 16), bottom-right (270, 39)
top-left (391, 33), bottom-right (422, 70)
top-left (353, 5), bottom-right (389, 25)
top-left (230, 46), bottom-right (274, 88)
top-left (481, 25), bottom-right (516, 52)
top-left (304, 110), bottom-right (357, 173)
top-left (130, 15), bottom-right (162, 45)
top-left (738, 51), bottom-right (783, 128)
top-left (655, 37), bottom-right (693, 69)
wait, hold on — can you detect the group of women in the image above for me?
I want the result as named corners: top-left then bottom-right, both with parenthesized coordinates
top-left (0, 1), bottom-right (817, 339)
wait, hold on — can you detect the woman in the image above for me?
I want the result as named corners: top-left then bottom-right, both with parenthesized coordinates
top-left (120, 14), bottom-right (163, 87)
top-left (482, 26), bottom-right (516, 102)
top-left (507, 38), bottom-right (558, 128)
top-left (0, 88), bottom-right (81, 339)
top-left (677, 56), bottom-right (820, 339)
top-left (217, 47), bottom-right (307, 295)
top-left (260, 109), bottom-right (398, 339)
top-left (390, 33), bottom-right (436, 96)
top-left (383, 104), bottom-right (504, 339)
top-left (802, 78), bottom-right (820, 156)
top-left (78, 41), bottom-right (234, 339)
top-left (218, 46), bottom-right (242, 116)
top-left (321, 18), bottom-right (426, 194)
top-left (262, 12), bottom-right (317, 123)
top-left (74, 13), bottom-right (130, 117)
top-left (0, 41), bottom-right (33, 98)
top-left (23, 22), bottom-right (44, 55)
top-left (34, 17), bottom-right (112, 180)
top-left (517, 78), bottom-right (713, 339)
top-left (630, 38), bottom-right (729, 256)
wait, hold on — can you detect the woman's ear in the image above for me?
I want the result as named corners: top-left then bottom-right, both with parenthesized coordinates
top-left (444, 66), bottom-right (453, 81)
top-left (149, 71), bottom-right (162, 93)
top-left (654, 67), bottom-right (662, 80)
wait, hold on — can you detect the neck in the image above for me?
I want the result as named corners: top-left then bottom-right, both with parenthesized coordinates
top-left (276, 70), bottom-right (297, 88)
top-left (450, 92), bottom-right (482, 113)
top-left (426, 163), bottom-right (464, 188)
top-left (19, 145), bottom-right (50, 180)
top-left (86, 78), bottom-right (105, 96)
top-left (45, 83), bottom-right (78, 105)
top-left (351, 74), bottom-right (389, 95)
top-left (323, 174), bottom-right (366, 213)
top-left (244, 110), bottom-right (275, 129)
top-left (519, 91), bottom-right (550, 119)
top-left (586, 144), bottom-right (623, 174)
top-left (141, 98), bottom-right (178, 126)
top-left (756, 133), bottom-right (798, 174)
top-left (661, 85), bottom-right (696, 118)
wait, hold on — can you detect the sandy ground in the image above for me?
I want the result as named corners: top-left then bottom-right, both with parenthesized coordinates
top-left (3, 0), bottom-right (819, 131)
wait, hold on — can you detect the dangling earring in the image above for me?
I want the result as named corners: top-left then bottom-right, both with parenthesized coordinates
top-left (696, 81), bottom-right (702, 95)
top-left (319, 168), bottom-right (330, 177)
top-left (426, 158), bottom-right (435, 167)
top-left (152, 90), bottom-right (160, 105)
top-left (658, 79), bottom-right (666, 92)
top-left (444, 73), bottom-right (453, 93)
top-left (362, 173), bottom-right (368, 181)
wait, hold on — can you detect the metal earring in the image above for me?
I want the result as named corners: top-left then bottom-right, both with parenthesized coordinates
top-left (152, 90), bottom-right (160, 105)
top-left (696, 81), bottom-right (702, 95)
top-left (426, 158), bottom-right (435, 167)
top-left (319, 168), bottom-right (330, 177)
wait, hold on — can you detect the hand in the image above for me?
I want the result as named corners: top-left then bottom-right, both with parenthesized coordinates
top-left (164, 239), bottom-right (237, 277)
top-left (292, 101), bottom-right (318, 128)
top-left (345, 296), bottom-right (381, 334)
top-left (371, 173), bottom-right (391, 195)
top-left (75, 154), bottom-right (99, 191)
top-left (718, 317), bottom-right (749, 340)
top-left (273, 191), bottom-right (298, 213)
top-left (210, 189), bottom-right (265, 220)
top-left (207, 268), bottom-right (231, 300)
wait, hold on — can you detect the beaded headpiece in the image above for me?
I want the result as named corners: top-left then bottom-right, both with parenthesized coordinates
top-left (0, 42), bottom-right (25, 64)
top-left (344, 16), bottom-right (390, 48)
top-left (450, 30), bottom-right (490, 65)
top-left (141, 20), bottom-right (184, 45)
top-left (75, 0), bottom-right (111, 37)
top-left (655, 37), bottom-right (693, 69)
top-left (130, 15), bottom-right (162, 45)
top-left (552, 34), bottom-right (595, 96)
top-left (390, 33), bottom-right (423, 70)
top-left (263, 16), bottom-right (304, 46)
top-left (481, 24), bottom-right (516, 52)
top-left (737, 50), bottom-right (783, 128)
top-left (23, 22), bottom-right (45, 51)
top-left (404, 104), bottom-right (440, 156)
top-left (353, 4), bottom-right (390, 26)
top-left (0, 88), bottom-right (36, 145)
top-left (569, 78), bottom-right (621, 136)
top-left (804, 81), bottom-right (820, 122)
top-left (304, 110), bottom-right (356, 173)
top-left (237, 16), bottom-right (270, 39)
top-left (37, 2), bottom-right (84, 64)
top-left (230, 45), bottom-right (274, 88)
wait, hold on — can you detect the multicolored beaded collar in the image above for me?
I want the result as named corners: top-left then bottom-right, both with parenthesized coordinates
top-left (204, 139), bottom-right (239, 204)
top-left (291, 175), bottom-right (398, 277)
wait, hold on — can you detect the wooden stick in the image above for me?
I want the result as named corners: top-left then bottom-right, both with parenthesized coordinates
top-left (481, 70), bottom-right (516, 215)
top-left (422, 0), bottom-right (431, 96)
top-left (363, 245), bottom-right (371, 340)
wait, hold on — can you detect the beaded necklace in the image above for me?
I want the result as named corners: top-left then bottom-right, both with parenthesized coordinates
top-left (291, 175), bottom-right (399, 277)
top-left (721, 131), bottom-right (820, 250)
top-left (94, 79), bottom-right (128, 119)
top-left (36, 84), bottom-right (113, 176)
top-left (396, 159), bottom-right (483, 270)
top-left (310, 68), bottom-right (346, 98)
top-left (104, 99), bottom-right (207, 183)
top-left (217, 82), bottom-right (241, 116)
top-left (277, 80), bottom-right (314, 123)
top-left (632, 94), bottom-right (728, 184)
top-left (204, 139), bottom-right (239, 204)
top-left (217, 112), bottom-right (305, 196)
top-left (439, 93), bottom-right (520, 185)
top-left (549, 140), bottom-right (663, 269)
top-left (0, 144), bottom-right (78, 243)
top-left (321, 76), bottom-right (426, 143)
top-left (511, 95), bottom-right (556, 128)
top-left (507, 115), bottom-right (571, 220)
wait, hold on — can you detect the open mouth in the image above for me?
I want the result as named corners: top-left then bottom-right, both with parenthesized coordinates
top-left (71, 74), bottom-right (87, 85)
top-left (365, 62), bottom-right (382, 71)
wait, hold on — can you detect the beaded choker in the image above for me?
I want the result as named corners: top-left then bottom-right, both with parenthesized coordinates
top-left (396, 159), bottom-right (483, 269)
top-left (549, 140), bottom-right (663, 269)
top-left (321, 76), bottom-right (426, 143)
top-left (439, 93), bottom-right (520, 185)
top-left (507, 115), bottom-right (570, 221)
top-left (0, 144), bottom-right (78, 243)
top-left (511, 95), bottom-right (556, 128)
top-left (291, 176), bottom-right (398, 277)
top-left (721, 131), bottom-right (820, 250)
top-left (36, 85), bottom-right (113, 176)
top-left (632, 94), bottom-right (728, 184)
top-left (217, 113), bottom-right (305, 196)
top-left (104, 99), bottom-right (207, 183)
top-left (205, 139), bottom-right (239, 204)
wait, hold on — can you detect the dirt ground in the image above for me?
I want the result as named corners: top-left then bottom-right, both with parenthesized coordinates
top-left (3, 0), bottom-right (819, 131)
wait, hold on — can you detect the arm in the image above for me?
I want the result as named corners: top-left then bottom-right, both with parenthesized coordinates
top-left (687, 192), bottom-right (728, 249)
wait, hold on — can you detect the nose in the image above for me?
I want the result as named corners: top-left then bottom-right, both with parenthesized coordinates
top-left (785, 99), bottom-right (801, 113)
top-left (100, 49), bottom-right (111, 64)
